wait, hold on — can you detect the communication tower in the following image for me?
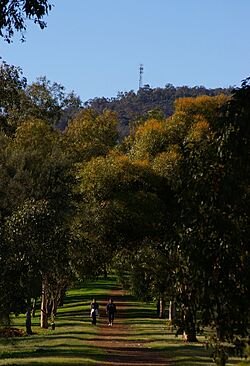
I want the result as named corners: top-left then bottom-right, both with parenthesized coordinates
top-left (139, 64), bottom-right (143, 89)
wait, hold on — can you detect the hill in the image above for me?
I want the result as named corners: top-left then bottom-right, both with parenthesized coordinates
top-left (82, 84), bottom-right (231, 137)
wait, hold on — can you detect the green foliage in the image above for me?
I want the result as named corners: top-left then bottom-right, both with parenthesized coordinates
top-left (76, 153), bottom-right (170, 252)
top-left (0, 117), bottom-right (74, 318)
top-left (0, 60), bottom-right (27, 133)
top-left (114, 241), bottom-right (176, 303)
top-left (0, 61), bottom-right (82, 133)
top-left (170, 91), bottom-right (249, 342)
top-left (0, 0), bottom-right (52, 42)
top-left (5, 118), bottom-right (72, 210)
top-left (1, 199), bottom-right (57, 317)
top-left (24, 76), bottom-right (82, 127)
top-left (126, 91), bottom-right (249, 344)
top-left (65, 108), bottom-right (118, 163)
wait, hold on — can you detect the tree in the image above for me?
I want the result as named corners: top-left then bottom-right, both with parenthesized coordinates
top-left (2, 198), bottom-right (72, 328)
top-left (24, 76), bottom-right (82, 127)
top-left (0, 0), bottom-right (52, 43)
top-left (0, 118), bottom-right (74, 327)
top-left (128, 94), bottom-right (236, 342)
top-left (0, 61), bottom-right (81, 133)
top-left (194, 80), bottom-right (250, 342)
top-left (65, 108), bottom-right (118, 163)
top-left (0, 60), bottom-right (27, 133)
top-left (113, 241), bottom-right (177, 319)
top-left (169, 92), bottom-right (249, 343)
top-left (75, 152), bottom-right (171, 278)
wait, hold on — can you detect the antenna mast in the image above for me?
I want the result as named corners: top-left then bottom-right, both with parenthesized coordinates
top-left (139, 64), bottom-right (143, 89)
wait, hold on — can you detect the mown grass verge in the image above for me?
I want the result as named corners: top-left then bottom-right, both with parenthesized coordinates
top-left (119, 293), bottom-right (245, 366)
top-left (0, 278), bottom-right (111, 365)
top-left (0, 276), bottom-right (248, 365)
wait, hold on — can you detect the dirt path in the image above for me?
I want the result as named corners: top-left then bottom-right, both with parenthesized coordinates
top-left (87, 287), bottom-right (169, 366)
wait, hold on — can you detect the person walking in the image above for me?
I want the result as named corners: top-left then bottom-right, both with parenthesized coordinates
top-left (90, 298), bottom-right (99, 325)
top-left (106, 298), bottom-right (116, 326)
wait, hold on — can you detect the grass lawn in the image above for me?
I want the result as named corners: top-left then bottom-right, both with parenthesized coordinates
top-left (0, 279), bottom-right (110, 365)
top-left (0, 277), bottom-right (247, 365)
top-left (119, 293), bottom-right (244, 366)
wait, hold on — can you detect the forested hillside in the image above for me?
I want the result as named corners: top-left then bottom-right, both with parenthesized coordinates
top-left (82, 84), bottom-right (231, 136)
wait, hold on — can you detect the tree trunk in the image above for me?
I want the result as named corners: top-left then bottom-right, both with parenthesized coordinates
top-left (158, 297), bottom-right (165, 318)
top-left (183, 308), bottom-right (197, 342)
top-left (169, 300), bottom-right (176, 322)
top-left (40, 279), bottom-right (48, 328)
top-left (52, 298), bottom-right (58, 319)
top-left (31, 298), bottom-right (37, 318)
top-left (185, 325), bottom-right (197, 342)
top-left (215, 301), bottom-right (225, 341)
top-left (25, 307), bottom-right (32, 335)
top-left (47, 298), bottom-right (52, 319)
top-left (103, 265), bottom-right (108, 279)
top-left (0, 311), bottom-right (10, 326)
top-left (59, 286), bottom-right (66, 306)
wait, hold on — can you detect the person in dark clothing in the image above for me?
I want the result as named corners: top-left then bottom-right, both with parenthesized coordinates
top-left (106, 298), bottom-right (116, 326)
top-left (90, 298), bottom-right (99, 325)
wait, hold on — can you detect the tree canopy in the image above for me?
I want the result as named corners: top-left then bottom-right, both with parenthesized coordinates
top-left (0, 61), bottom-right (249, 358)
top-left (0, 0), bottom-right (52, 42)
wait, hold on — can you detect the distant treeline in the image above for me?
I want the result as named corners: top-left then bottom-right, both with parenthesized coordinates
top-left (79, 84), bottom-right (232, 137)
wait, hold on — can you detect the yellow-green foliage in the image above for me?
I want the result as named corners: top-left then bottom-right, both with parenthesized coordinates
top-left (130, 95), bottom-right (229, 180)
top-left (13, 118), bottom-right (56, 152)
top-left (152, 145), bottom-right (182, 181)
top-left (65, 109), bottom-right (118, 162)
top-left (76, 153), bottom-right (152, 201)
top-left (174, 94), bottom-right (230, 122)
top-left (131, 118), bottom-right (166, 160)
top-left (184, 116), bottom-right (211, 144)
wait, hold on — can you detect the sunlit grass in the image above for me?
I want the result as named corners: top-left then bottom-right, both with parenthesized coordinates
top-left (119, 293), bottom-right (242, 365)
top-left (0, 276), bottom-right (247, 365)
top-left (0, 279), bottom-right (109, 365)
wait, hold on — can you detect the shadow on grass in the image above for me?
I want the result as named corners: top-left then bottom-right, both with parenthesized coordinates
top-left (0, 344), bottom-right (106, 361)
top-left (2, 330), bottom-right (96, 345)
top-left (127, 331), bottom-right (175, 338)
top-left (88, 345), bottom-right (168, 365)
top-left (123, 318), bottom-right (162, 327)
top-left (60, 295), bottom-right (104, 306)
top-left (172, 360), bottom-right (212, 365)
top-left (56, 309), bottom-right (86, 318)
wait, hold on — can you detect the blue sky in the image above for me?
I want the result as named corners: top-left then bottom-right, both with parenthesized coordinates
top-left (1, 0), bottom-right (250, 102)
